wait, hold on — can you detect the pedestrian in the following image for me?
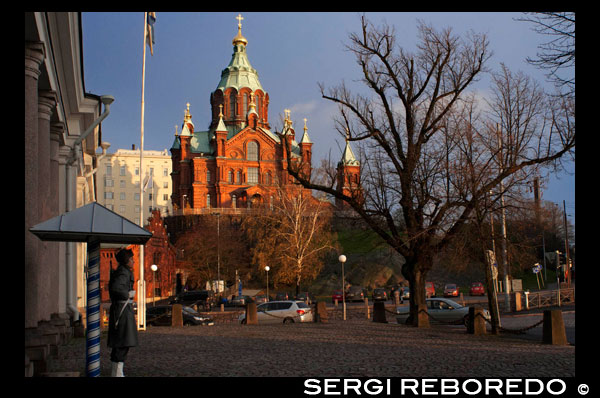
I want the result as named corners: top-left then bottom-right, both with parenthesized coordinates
top-left (107, 248), bottom-right (138, 377)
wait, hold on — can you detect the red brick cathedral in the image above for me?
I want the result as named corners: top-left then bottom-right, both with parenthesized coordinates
top-left (170, 14), bottom-right (360, 211)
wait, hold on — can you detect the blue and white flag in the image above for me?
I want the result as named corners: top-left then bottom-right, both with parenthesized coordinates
top-left (146, 12), bottom-right (156, 55)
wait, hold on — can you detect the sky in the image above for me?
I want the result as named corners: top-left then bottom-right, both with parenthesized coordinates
top-left (81, 12), bottom-right (574, 226)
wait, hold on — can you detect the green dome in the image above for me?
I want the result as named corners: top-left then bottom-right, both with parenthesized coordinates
top-left (216, 28), bottom-right (263, 93)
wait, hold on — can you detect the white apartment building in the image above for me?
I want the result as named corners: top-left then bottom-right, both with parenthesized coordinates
top-left (97, 147), bottom-right (173, 224)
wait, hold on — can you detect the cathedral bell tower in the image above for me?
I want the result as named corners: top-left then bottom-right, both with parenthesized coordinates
top-left (336, 129), bottom-right (361, 209)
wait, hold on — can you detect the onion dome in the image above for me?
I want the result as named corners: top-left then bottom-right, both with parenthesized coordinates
top-left (217, 14), bottom-right (263, 93)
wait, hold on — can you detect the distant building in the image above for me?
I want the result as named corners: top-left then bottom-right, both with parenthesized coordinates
top-left (169, 15), bottom-right (360, 213)
top-left (100, 210), bottom-right (178, 302)
top-left (96, 147), bottom-right (173, 223)
top-left (169, 16), bottom-right (316, 212)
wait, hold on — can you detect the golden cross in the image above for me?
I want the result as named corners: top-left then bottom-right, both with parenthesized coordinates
top-left (236, 14), bottom-right (244, 29)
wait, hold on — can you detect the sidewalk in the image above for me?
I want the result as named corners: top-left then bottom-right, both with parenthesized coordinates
top-left (50, 316), bottom-right (574, 377)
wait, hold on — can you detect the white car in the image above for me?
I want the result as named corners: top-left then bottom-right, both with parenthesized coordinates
top-left (395, 298), bottom-right (490, 326)
top-left (238, 300), bottom-right (313, 324)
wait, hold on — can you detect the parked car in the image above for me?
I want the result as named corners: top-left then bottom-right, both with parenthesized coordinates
top-left (146, 305), bottom-right (214, 326)
top-left (469, 282), bottom-right (485, 296)
top-left (372, 288), bottom-right (388, 301)
top-left (295, 292), bottom-right (312, 304)
top-left (425, 282), bottom-right (436, 298)
top-left (444, 283), bottom-right (459, 297)
top-left (395, 298), bottom-right (490, 326)
top-left (230, 295), bottom-right (251, 307)
top-left (346, 286), bottom-right (367, 302)
top-left (400, 286), bottom-right (410, 301)
top-left (170, 290), bottom-right (215, 311)
top-left (275, 292), bottom-right (290, 301)
top-left (332, 290), bottom-right (344, 304)
top-left (389, 285), bottom-right (401, 301)
top-left (238, 301), bottom-right (313, 324)
top-left (254, 294), bottom-right (269, 304)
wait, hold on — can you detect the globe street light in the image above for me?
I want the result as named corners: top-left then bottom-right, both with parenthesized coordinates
top-left (338, 254), bottom-right (347, 321)
top-left (265, 266), bottom-right (270, 302)
top-left (150, 264), bottom-right (158, 307)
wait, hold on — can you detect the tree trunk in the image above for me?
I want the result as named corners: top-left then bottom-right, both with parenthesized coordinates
top-left (403, 260), bottom-right (429, 327)
top-left (483, 251), bottom-right (500, 334)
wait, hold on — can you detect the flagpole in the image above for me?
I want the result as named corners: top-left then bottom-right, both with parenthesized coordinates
top-left (138, 11), bottom-right (148, 331)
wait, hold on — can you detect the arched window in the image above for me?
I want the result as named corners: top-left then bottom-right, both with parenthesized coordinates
top-left (265, 172), bottom-right (271, 185)
top-left (247, 141), bottom-right (259, 161)
top-left (207, 194), bottom-right (211, 208)
top-left (229, 93), bottom-right (236, 118)
top-left (206, 170), bottom-right (211, 184)
top-left (228, 170), bottom-right (233, 183)
top-left (236, 170), bottom-right (242, 184)
top-left (256, 96), bottom-right (261, 118)
top-left (243, 93), bottom-right (248, 114)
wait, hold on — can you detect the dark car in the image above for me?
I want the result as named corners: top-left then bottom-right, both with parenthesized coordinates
top-left (275, 292), bottom-right (290, 301)
top-left (346, 286), bottom-right (367, 302)
top-left (146, 305), bottom-right (214, 326)
top-left (295, 292), bottom-right (312, 304)
top-left (170, 290), bottom-right (215, 311)
top-left (230, 295), bottom-right (251, 307)
top-left (372, 288), bottom-right (388, 301)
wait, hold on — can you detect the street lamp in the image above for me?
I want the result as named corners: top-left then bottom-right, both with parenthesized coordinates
top-left (212, 212), bottom-right (221, 295)
top-left (338, 254), bottom-right (347, 321)
top-left (150, 264), bottom-right (158, 306)
top-left (265, 266), bottom-right (270, 301)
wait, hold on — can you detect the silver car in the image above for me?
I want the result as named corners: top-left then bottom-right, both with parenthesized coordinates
top-left (395, 298), bottom-right (490, 326)
top-left (238, 300), bottom-right (313, 324)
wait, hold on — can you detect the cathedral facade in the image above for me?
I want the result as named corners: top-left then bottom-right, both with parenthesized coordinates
top-left (170, 15), bottom-right (359, 212)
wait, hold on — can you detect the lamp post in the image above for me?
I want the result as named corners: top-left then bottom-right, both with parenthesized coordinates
top-left (265, 266), bottom-right (270, 301)
top-left (212, 212), bottom-right (221, 295)
top-left (150, 264), bottom-right (158, 306)
top-left (338, 254), bottom-right (347, 321)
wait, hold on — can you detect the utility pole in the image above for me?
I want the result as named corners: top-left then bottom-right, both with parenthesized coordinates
top-left (563, 200), bottom-right (571, 287)
top-left (496, 125), bottom-right (511, 301)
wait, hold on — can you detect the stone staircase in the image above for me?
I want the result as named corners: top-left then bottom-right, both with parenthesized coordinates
top-left (24, 313), bottom-right (83, 377)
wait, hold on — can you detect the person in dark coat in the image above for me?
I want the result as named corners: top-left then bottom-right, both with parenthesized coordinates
top-left (107, 248), bottom-right (138, 377)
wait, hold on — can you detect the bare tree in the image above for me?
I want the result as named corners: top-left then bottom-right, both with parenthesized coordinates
top-left (516, 12), bottom-right (575, 98)
top-left (284, 16), bottom-right (575, 326)
top-left (242, 183), bottom-right (337, 295)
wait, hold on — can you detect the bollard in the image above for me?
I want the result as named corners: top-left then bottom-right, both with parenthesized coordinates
top-left (394, 290), bottom-right (400, 306)
top-left (334, 299), bottom-right (338, 308)
top-left (372, 301), bottom-right (387, 323)
top-left (221, 303), bottom-right (225, 312)
top-left (171, 304), bottom-right (183, 327)
top-left (417, 304), bottom-right (430, 328)
top-left (365, 297), bottom-right (370, 319)
top-left (467, 307), bottom-right (486, 335)
top-left (542, 309), bottom-right (567, 345)
top-left (514, 292), bottom-right (521, 312)
top-left (314, 302), bottom-right (328, 323)
top-left (245, 302), bottom-right (258, 325)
